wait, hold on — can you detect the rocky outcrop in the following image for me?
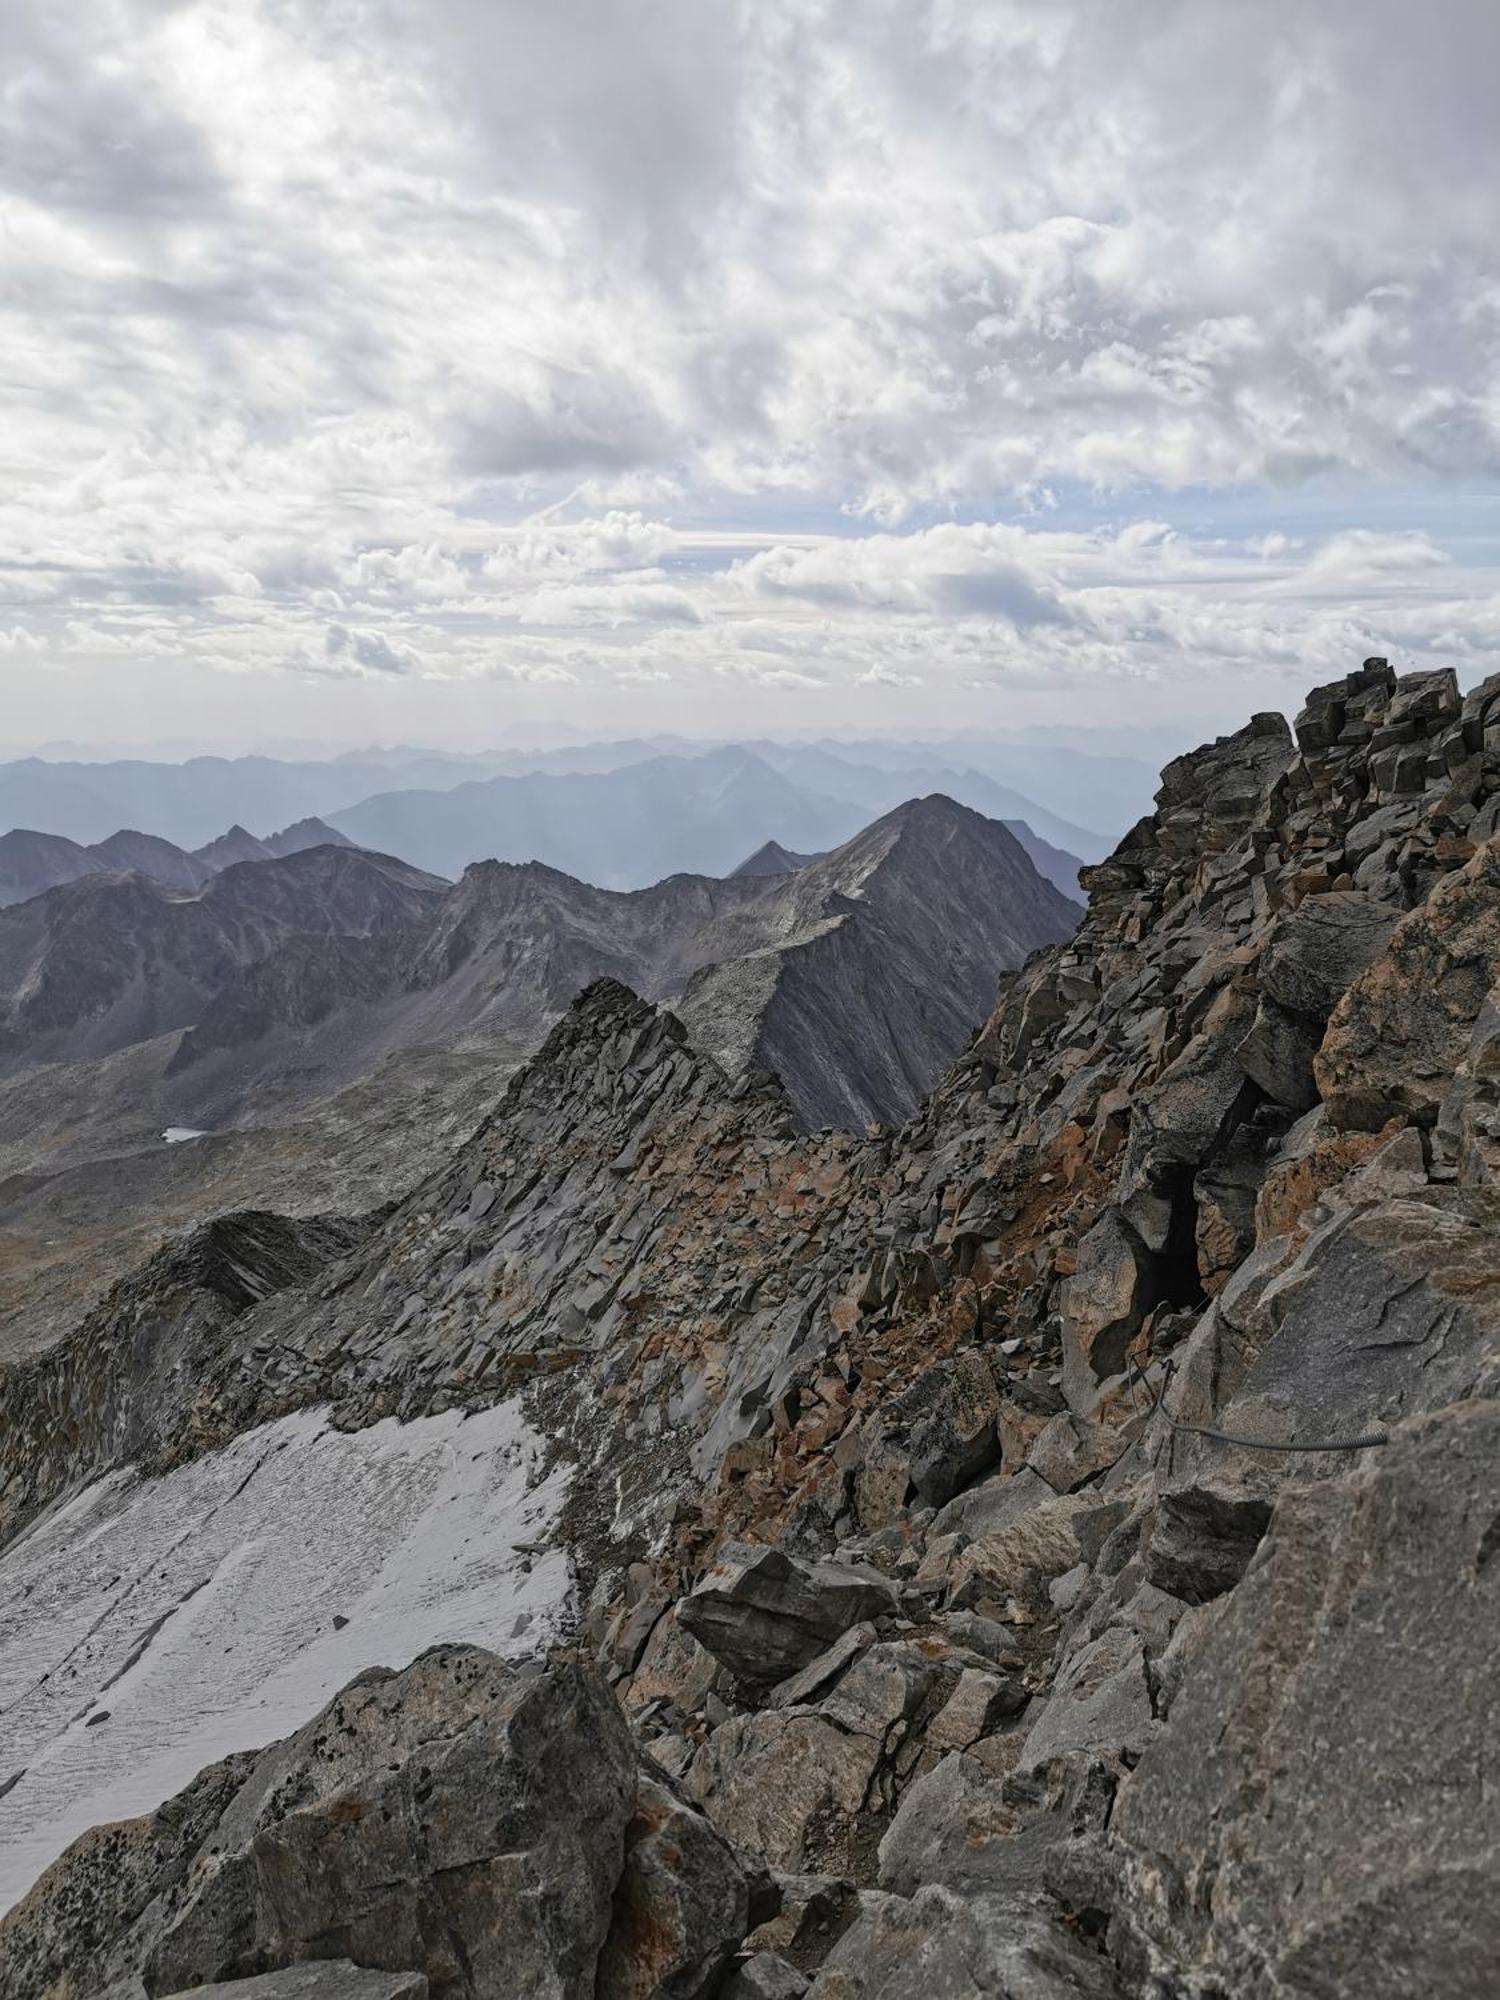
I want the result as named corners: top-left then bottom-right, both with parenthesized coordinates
top-left (0, 820), bottom-right (357, 910)
top-left (678, 1547), bottom-right (898, 1683)
top-left (1087, 1398), bottom-right (1500, 1998)
top-left (0, 1646), bottom-right (718, 2000)
top-left (8, 659), bottom-right (1500, 1994)
top-left (0, 796), bottom-right (1073, 1144)
top-left (0, 1208), bottom-right (370, 1546)
top-left (677, 795), bottom-right (1078, 1128)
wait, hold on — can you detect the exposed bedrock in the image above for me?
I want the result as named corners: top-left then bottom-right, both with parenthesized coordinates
top-left (9, 661), bottom-right (1500, 1993)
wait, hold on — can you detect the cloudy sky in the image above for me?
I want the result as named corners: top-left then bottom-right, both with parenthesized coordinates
top-left (2, 0), bottom-right (1498, 754)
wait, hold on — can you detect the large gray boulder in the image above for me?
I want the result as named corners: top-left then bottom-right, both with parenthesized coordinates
top-left (1237, 892), bottom-right (1399, 1111)
top-left (808, 1883), bottom-right (1121, 1999)
top-left (1143, 1483), bottom-right (1273, 1605)
top-left (1100, 1398), bottom-right (1500, 1996)
top-left (595, 1772), bottom-right (759, 2000)
top-left (1318, 842), bottom-right (1500, 1130)
top-left (0, 1648), bottom-right (639, 2000)
top-left (678, 1545), bottom-right (897, 1684)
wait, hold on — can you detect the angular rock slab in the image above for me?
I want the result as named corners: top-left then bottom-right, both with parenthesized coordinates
top-left (161, 1969), bottom-right (429, 2000)
top-left (809, 1884), bottom-right (1121, 1999)
top-left (595, 1773), bottom-right (755, 2000)
top-left (678, 1544), bottom-right (896, 1683)
top-left (1104, 1398), bottom-right (1500, 1996)
top-left (0, 1647), bottom-right (637, 2000)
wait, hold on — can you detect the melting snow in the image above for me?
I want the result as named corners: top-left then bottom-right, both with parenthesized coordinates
top-left (0, 1400), bottom-right (572, 1913)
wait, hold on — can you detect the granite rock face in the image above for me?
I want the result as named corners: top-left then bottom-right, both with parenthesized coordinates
top-left (1, 1648), bottom-right (639, 2000)
top-left (1100, 1398), bottom-right (1500, 1998)
top-left (677, 1547), bottom-right (898, 1683)
top-left (9, 660), bottom-right (1500, 1995)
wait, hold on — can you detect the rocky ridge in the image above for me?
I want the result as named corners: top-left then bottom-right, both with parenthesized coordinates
top-left (5, 659), bottom-right (1500, 1995)
top-left (0, 796), bottom-right (1070, 1363)
top-left (0, 818), bottom-right (356, 909)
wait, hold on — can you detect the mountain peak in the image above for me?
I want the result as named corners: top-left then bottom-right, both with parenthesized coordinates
top-left (729, 839), bottom-right (819, 879)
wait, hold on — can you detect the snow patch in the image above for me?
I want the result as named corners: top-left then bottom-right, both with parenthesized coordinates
top-left (0, 1400), bottom-right (572, 1913)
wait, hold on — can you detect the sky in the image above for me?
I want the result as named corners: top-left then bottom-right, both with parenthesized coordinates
top-left (2, 0), bottom-right (1498, 756)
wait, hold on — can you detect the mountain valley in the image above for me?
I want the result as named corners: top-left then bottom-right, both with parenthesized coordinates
top-left (2, 659), bottom-right (1498, 1997)
top-left (0, 796), bottom-right (1075, 1359)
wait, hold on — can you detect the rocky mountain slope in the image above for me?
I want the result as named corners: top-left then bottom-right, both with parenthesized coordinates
top-left (0, 797), bottom-right (1070, 1128)
top-left (676, 797), bottom-right (1078, 1127)
top-left (0, 845), bottom-right (447, 1070)
top-left (0, 817), bottom-right (354, 908)
top-left (0, 798), bottom-right (1072, 1360)
top-left (4, 658), bottom-right (1499, 1995)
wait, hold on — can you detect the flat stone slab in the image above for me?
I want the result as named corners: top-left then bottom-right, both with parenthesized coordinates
top-left (162, 1963), bottom-right (428, 1999)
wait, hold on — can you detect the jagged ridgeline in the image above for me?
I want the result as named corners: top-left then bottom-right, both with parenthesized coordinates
top-left (3, 657), bottom-right (1500, 1998)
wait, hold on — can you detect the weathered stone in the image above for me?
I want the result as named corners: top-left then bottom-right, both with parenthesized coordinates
top-left (906, 1350), bottom-right (1002, 1506)
top-left (853, 1437), bottom-right (911, 1532)
top-left (1017, 1625), bottom-right (1154, 1774)
top-left (1143, 1483), bottom-right (1273, 1605)
top-left (924, 1667), bottom-right (1028, 1752)
top-left (1026, 1410), bottom-right (1132, 1494)
top-left (767, 1624), bottom-right (876, 1710)
top-left (681, 1712), bottom-right (882, 1875)
top-left (877, 1754), bottom-right (1038, 1899)
top-left (722, 1951), bottom-right (810, 2000)
top-left (595, 1774), bottom-right (752, 2000)
top-left (949, 1489), bottom-right (1137, 1609)
top-left (0, 1649), bottom-right (637, 2000)
top-left (1318, 841), bottom-right (1500, 1130)
top-left (1060, 1211), bottom-right (1149, 1406)
top-left (1104, 1398), bottom-right (1500, 1997)
top-left (932, 1465), bottom-right (1055, 1542)
top-left (817, 1642), bottom-right (934, 1738)
top-left (809, 1884), bottom-right (1122, 1999)
top-left (744, 1873), bottom-right (859, 1965)
top-left (161, 1971), bottom-right (429, 2000)
top-left (1205, 1187), bottom-right (1500, 1455)
top-left (678, 1545), bottom-right (897, 1684)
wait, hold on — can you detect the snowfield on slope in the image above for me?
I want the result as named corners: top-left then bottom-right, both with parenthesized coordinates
top-left (0, 1400), bottom-right (572, 1911)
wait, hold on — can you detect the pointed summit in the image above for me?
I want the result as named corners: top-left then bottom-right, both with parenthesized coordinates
top-left (729, 838), bottom-right (821, 879)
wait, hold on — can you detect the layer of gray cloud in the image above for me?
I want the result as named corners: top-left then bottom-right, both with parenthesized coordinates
top-left (1, 0), bottom-right (1497, 742)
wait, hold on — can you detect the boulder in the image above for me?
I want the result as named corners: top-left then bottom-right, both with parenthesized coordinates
top-left (1060, 1211), bottom-right (1150, 1406)
top-left (1103, 1398), bottom-right (1500, 1996)
top-left (1210, 1186), bottom-right (1500, 1452)
top-left (1317, 842), bottom-right (1500, 1130)
top-left (876, 1755), bottom-right (1058, 1902)
top-left (949, 1489), bottom-right (1137, 1610)
top-left (1143, 1483), bottom-right (1273, 1605)
top-left (681, 1712), bottom-right (883, 1875)
top-left (0, 1648), bottom-right (637, 2000)
top-left (678, 1545), bottom-right (897, 1683)
top-left (907, 1351), bottom-right (1002, 1506)
top-left (161, 1973), bottom-right (429, 2000)
top-left (924, 1666), bottom-right (1028, 1753)
top-left (810, 1884), bottom-right (1122, 1999)
top-left (723, 1953), bottom-right (810, 1999)
top-left (1016, 1626), bottom-right (1154, 1775)
top-left (595, 1773), bottom-right (754, 2000)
